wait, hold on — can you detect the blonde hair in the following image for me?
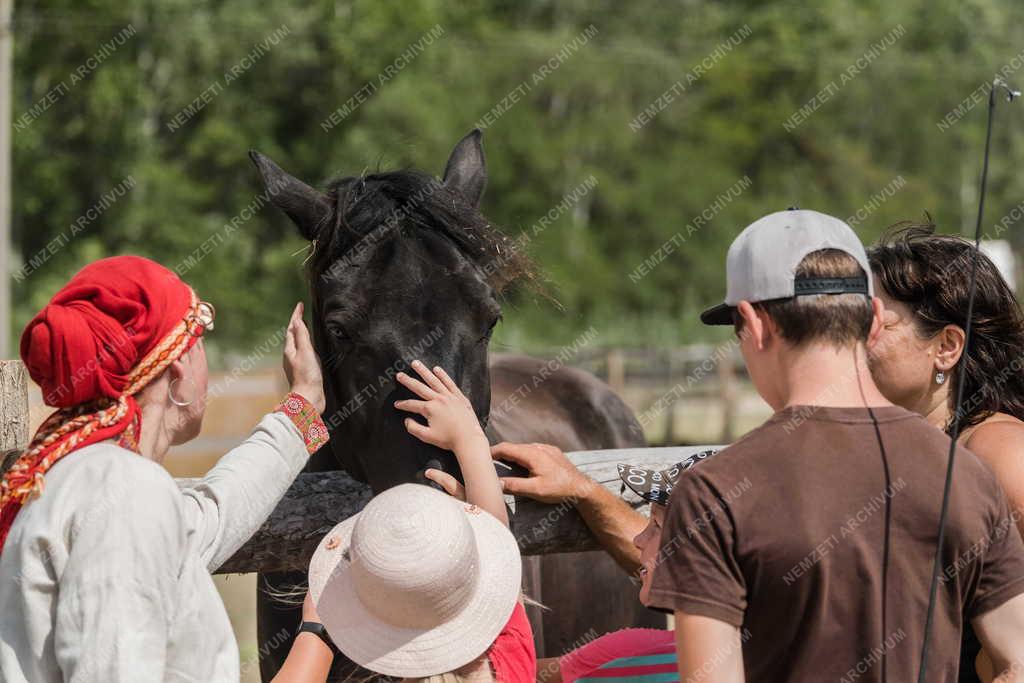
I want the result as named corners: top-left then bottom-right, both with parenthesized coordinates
top-left (411, 655), bottom-right (494, 683)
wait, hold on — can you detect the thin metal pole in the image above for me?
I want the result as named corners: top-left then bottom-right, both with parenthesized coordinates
top-left (917, 78), bottom-right (1016, 682)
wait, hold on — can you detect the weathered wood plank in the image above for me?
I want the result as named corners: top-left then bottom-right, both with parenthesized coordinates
top-left (183, 445), bottom-right (722, 575)
top-left (1, 360), bottom-right (29, 473)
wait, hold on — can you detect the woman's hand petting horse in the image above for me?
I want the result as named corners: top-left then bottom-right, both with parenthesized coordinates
top-left (282, 301), bottom-right (326, 414)
top-left (395, 361), bottom-right (508, 526)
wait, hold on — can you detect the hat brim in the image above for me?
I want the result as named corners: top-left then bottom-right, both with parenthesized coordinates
top-left (308, 502), bottom-right (522, 678)
top-left (618, 463), bottom-right (674, 506)
top-left (700, 302), bottom-right (735, 326)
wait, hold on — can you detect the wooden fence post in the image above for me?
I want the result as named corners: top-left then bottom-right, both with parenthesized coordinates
top-left (1, 360), bottom-right (29, 472)
top-left (718, 353), bottom-right (737, 443)
top-left (662, 350), bottom-right (676, 445)
top-left (606, 348), bottom-right (625, 395)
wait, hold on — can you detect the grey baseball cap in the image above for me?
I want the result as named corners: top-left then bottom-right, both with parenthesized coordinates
top-left (700, 209), bottom-right (874, 325)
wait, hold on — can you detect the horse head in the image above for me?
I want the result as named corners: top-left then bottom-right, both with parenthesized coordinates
top-left (250, 131), bottom-right (531, 493)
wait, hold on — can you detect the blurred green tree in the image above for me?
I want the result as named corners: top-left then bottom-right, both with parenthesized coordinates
top-left (9, 0), bottom-right (1024, 359)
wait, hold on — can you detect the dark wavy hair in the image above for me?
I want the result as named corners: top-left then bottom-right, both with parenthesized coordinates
top-left (868, 220), bottom-right (1024, 433)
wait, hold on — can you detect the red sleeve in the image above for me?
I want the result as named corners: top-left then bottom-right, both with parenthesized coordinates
top-left (487, 603), bottom-right (536, 683)
top-left (646, 471), bottom-right (747, 626)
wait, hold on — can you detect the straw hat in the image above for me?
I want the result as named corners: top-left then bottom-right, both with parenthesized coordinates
top-left (308, 483), bottom-right (522, 678)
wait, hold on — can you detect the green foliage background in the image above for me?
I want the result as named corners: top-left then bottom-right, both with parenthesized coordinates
top-left (10, 0), bottom-right (1024, 363)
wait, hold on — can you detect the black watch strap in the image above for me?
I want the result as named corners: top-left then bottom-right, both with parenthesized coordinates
top-left (298, 621), bottom-right (336, 652)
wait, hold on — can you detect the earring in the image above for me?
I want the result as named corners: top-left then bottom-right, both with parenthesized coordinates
top-left (169, 377), bottom-right (197, 407)
top-left (935, 371), bottom-right (946, 386)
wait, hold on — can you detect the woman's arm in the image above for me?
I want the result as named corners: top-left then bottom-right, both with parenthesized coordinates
top-left (395, 360), bottom-right (508, 526)
top-left (964, 418), bottom-right (1024, 682)
top-left (179, 402), bottom-right (325, 571)
top-left (179, 304), bottom-right (328, 570)
top-left (965, 419), bottom-right (1024, 538)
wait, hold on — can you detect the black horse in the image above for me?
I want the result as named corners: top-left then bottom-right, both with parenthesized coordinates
top-left (250, 130), bottom-right (659, 681)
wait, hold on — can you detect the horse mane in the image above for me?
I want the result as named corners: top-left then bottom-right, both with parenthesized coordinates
top-left (307, 168), bottom-right (539, 295)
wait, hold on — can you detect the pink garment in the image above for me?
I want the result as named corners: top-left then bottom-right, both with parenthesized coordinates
top-left (559, 628), bottom-right (676, 682)
top-left (487, 602), bottom-right (536, 683)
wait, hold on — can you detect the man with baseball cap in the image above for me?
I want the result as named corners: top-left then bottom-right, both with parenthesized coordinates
top-left (645, 209), bottom-right (1024, 681)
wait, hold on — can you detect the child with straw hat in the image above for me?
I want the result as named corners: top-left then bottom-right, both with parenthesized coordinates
top-left (273, 361), bottom-right (535, 683)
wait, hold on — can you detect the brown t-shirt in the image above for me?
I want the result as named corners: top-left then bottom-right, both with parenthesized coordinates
top-left (647, 405), bottom-right (1024, 682)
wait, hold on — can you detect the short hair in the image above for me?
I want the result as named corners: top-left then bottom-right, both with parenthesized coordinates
top-left (734, 249), bottom-right (874, 347)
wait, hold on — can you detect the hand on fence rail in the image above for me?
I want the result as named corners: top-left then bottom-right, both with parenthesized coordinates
top-left (492, 442), bottom-right (589, 504)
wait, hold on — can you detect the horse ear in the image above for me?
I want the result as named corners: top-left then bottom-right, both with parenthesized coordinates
top-left (248, 150), bottom-right (332, 241)
top-left (442, 129), bottom-right (487, 207)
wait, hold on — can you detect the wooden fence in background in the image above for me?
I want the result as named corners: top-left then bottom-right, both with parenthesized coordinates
top-left (573, 345), bottom-right (746, 443)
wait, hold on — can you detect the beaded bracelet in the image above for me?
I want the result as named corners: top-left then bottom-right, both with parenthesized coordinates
top-left (275, 392), bottom-right (329, 455)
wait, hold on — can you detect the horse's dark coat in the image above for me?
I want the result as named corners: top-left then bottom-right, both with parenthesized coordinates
top-left (250, 131), bottom-right (657, 681)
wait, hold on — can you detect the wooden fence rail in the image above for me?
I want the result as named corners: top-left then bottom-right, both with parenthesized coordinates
top-left (1, 358), bottom-right (725, 575)
top-left (184, 445), bottom-right (721, 575)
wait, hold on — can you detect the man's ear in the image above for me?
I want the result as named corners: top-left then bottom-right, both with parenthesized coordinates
top-left (736, 301), bottom-right (768, 351)
top-left (935, 323), bottom-right (966, 371)
top-left (249, 150), bottom-right (332, 241)
top-left (866, 296), bottom-right (886, 349)
top-left (442, 129), bottom-right (487, 207)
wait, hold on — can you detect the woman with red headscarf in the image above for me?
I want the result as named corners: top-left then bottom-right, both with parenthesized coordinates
top-left (0, 256), bottom-right (329, 682)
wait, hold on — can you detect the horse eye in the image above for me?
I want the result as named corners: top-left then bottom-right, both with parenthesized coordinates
top-left (326, 322), bottom-right (350, 342)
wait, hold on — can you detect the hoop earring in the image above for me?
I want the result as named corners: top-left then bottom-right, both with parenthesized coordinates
top-left (935, 370), bottom-right (946, 386)
top-left (169, 377), bottom-right (197, 407)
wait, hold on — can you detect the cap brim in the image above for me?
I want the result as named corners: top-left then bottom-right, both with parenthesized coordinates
top-left (617, 463), bottom-right (673, 506)
top-left (700, 302), bottom-right (735, 326)
top-left (308, 503), bottom-right (521, 678)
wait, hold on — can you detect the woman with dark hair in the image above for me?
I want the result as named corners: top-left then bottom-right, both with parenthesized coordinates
top-left (868, 221), bottom-right (1024, 683)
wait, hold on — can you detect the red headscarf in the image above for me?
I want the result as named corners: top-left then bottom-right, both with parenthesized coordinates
top-left (0, 256), bottom-right (205, 551)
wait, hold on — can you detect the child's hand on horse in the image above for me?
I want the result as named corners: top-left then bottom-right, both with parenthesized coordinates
top-left (423, 468), bottom-right (467, 501)
top-left (395, 360), bottom-right (488, 455)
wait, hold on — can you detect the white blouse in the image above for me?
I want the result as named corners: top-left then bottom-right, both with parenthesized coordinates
top-left (0, 411), bottom-right (310, 682)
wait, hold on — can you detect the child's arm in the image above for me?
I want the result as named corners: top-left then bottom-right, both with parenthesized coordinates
top-left (270, 593), bottom-right (333, 683)
top-left (395, 360), bottom-right (509, 527)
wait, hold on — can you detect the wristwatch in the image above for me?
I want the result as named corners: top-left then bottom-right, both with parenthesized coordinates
top-left (298, 621), bottom-right (336, 653)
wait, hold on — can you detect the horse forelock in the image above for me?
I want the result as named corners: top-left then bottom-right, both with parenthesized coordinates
top-left (307, 168), bottom-right (537, 295)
